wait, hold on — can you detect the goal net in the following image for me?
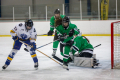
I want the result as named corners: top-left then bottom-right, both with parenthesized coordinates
top-left (111, 21), bottom-right (120, 69)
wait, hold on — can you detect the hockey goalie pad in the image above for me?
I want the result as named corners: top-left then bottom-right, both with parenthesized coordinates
top-left (73, 57), bottom-right (94, 67)
top-left (114, 63), bottom-right (120, 69)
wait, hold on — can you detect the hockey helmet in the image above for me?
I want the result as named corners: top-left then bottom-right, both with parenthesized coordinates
top-left (25, 19), bottom-right (33, 30)
top-left (62, 16), bottom-right (70, 23)
top-left (62, 16), bottom-right (70, 29)
top-left (54, 9), bottom-right (60, 14)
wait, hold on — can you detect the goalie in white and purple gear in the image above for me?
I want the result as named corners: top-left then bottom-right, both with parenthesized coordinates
top-left (2, 19), bottom-right (39, 70)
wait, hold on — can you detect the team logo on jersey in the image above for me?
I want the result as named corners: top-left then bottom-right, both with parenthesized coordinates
top-left (9, 52), bottom-right (15, 58)
top-left (20, 34), bottom-right (27, 39)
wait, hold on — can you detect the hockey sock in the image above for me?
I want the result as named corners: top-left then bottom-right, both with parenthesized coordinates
top-left (30, 51), bottom-right (38, 63)
top-left (5, 49), bottom-right (18, 65)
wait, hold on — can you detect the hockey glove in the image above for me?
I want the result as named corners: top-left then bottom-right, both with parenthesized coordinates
top-left (66, 41), bottom-right (74, 47)
top-left (58, 33), bottom-right (67, 41)
top-left (12, 36), bottom-right (19, 41)
top-left (69, 29), bottom-right (74, 37)
top-left (47, 30), bottom-right (54, 36)
top-left (30, 42), bottom-right (36, 51)
top-left (58, 35), bottom-right (64, 41)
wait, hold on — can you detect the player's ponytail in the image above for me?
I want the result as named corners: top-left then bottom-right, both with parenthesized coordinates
top-left (55, 18), bottom-right (62, 27)
top-left (83, 36), bottom-right (90, 43)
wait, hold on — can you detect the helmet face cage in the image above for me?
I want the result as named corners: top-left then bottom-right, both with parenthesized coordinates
top-left (25, 19), bottom-right (33, 27)
top-left (62, 16), bottom-right (70, 28)
top-left (25, 19), bottom-right (33, 30)
top-left (62, 18), bottom-right (69, 23)
top-left (54, 9), bottom-right (60, 14)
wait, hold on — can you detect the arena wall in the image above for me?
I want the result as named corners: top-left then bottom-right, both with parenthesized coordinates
top-left (0, 20), bottom-right (119, 36)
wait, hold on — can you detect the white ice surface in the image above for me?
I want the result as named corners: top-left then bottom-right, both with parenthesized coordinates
top-left (0, 36), bottom-right (120, 80)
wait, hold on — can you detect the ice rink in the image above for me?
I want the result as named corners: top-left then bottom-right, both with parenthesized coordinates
top-left (0, 36), bottom-right (120, 80)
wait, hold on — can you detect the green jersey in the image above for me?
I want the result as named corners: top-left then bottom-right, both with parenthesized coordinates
top-left (55, 23), bottom-right (80, 43)
top-left (50, 15), bottom-right (65, 31)
top-left (72, 36), bottom-right (93, 54)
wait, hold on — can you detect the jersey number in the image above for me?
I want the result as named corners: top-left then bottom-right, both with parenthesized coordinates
top-left (14, 26), bottom-right (17, 31)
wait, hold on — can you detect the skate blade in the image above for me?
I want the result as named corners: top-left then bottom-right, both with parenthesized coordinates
top-left (35, 67), bottom-right (38, 70)
top-left (2, 69), bottom-right (6, 71)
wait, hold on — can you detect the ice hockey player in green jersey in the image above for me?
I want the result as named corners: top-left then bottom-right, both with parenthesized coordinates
top-left (63, 36), bottom-right (98, 67)
top-left (70, 36), bottom-right (94, 57)
top-left (54, 16), bottom-right (80, 67)
top-left (47, 9), bottom-right (65, 56)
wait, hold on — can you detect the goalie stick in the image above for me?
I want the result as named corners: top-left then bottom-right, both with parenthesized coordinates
top-left (93, 44), bottom-right (101, 48)
top-left (19, 40), bottom-right (69, 70)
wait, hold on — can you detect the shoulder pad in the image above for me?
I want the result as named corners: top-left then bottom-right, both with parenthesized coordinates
top-left (51, 16), bottom-right (55, 20)
top-left (60, 15), bottom-right (65, 18)
top-left (19, 23), bottom-right (23, 27)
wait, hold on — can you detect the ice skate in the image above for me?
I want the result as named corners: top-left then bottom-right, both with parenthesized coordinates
top-left (34, 62), bottom-right (39, 70)
top-left (52, 49), bottom-right (57, 56)
top-left (92, 58), bottom-right (100, 68)
top-left (52, 52), bottom-right (56, 56)
top-left (63, 61), bottom-right (68, 69)
top-left (2, 64), bottom-right (8, 70)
